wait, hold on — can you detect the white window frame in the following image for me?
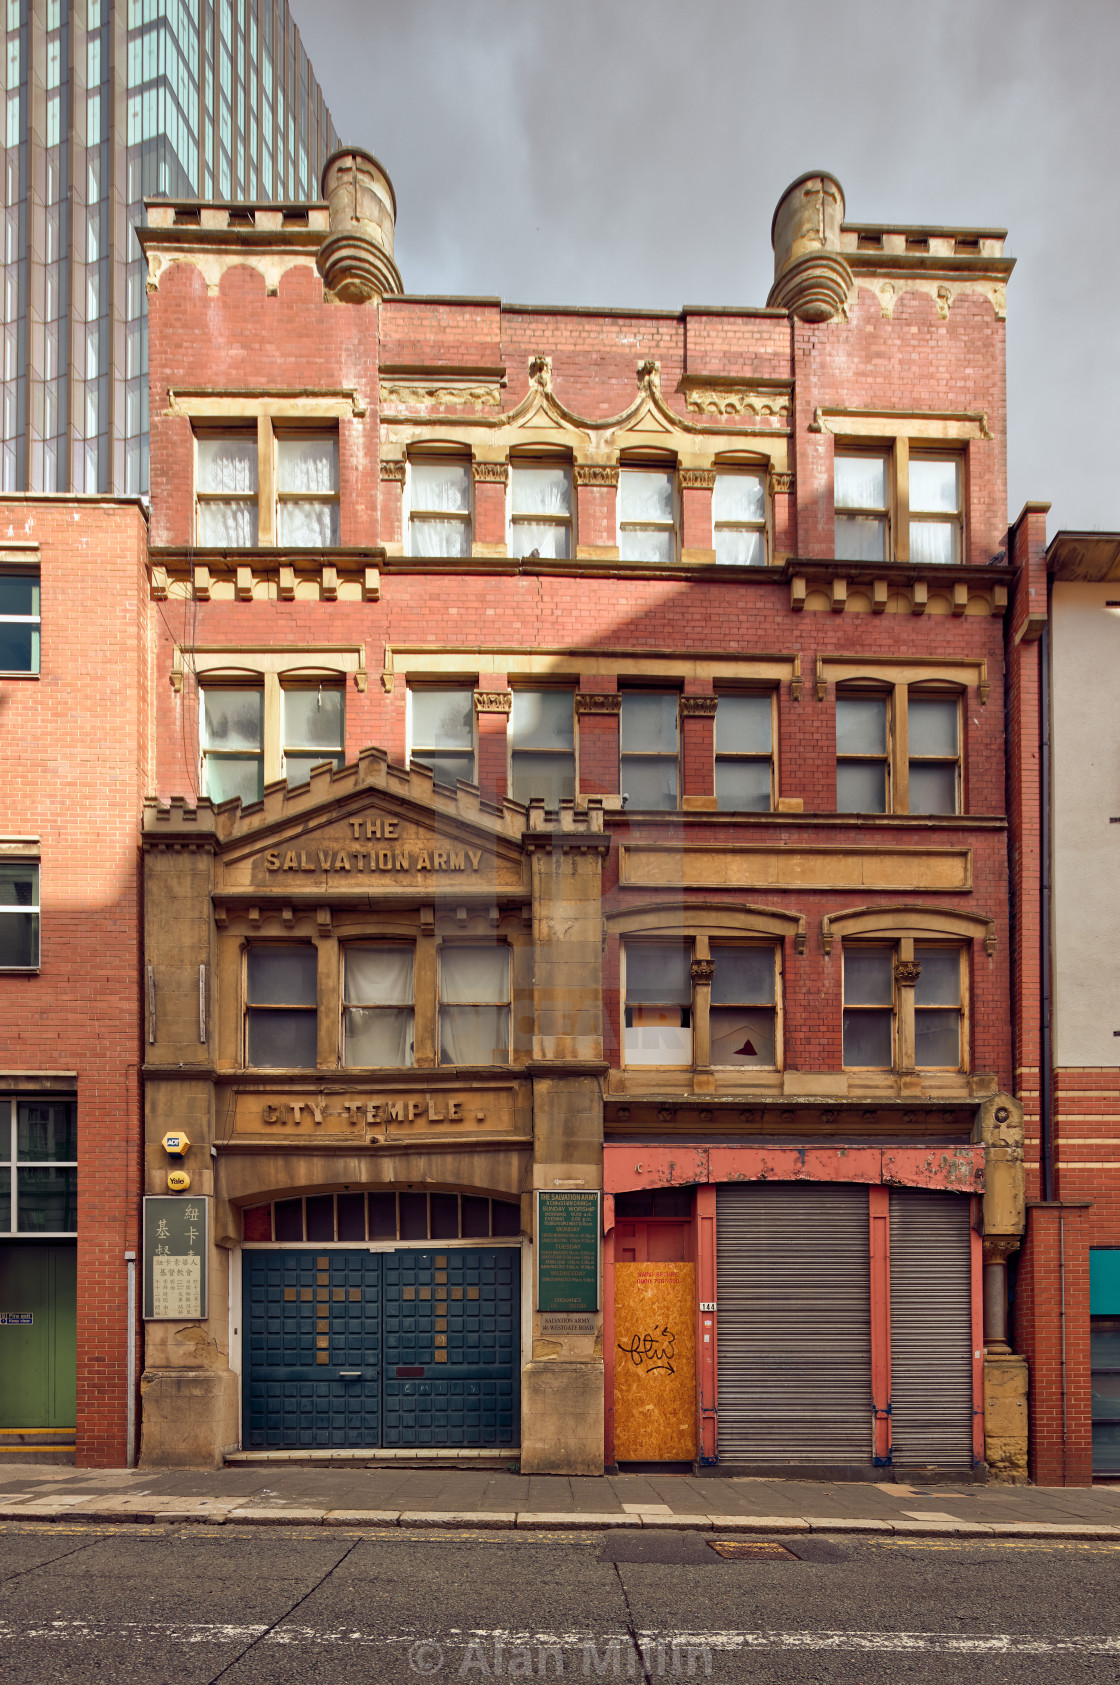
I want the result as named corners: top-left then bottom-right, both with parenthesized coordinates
top-left (508, 456), bottom-right (574, 560)
top-left (0, 848), bottom-right (40, 971)
top-left (713, 468), bottom-right (768, 566)
top-left (406, 684), bottom-right (478, 788)
top-left (618, 463), bottom-right (677, 564)
top-left (0, 1095), bottom-right (77, 1237)
top-left (407, 452), bottom-right (473, 558)
top-left (0, 567), bottom-right (41, 676)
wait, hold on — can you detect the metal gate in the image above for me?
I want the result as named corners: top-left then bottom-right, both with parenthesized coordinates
top-left (888, 1190), bottom-right (974, 1467)
top-left (243, 1247), bottom-right (519, 1450)
top-left (716, 1185), bottom-right (871, 1464)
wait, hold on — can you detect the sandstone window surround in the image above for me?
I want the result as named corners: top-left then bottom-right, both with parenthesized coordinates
top-left (176, 391), bottom-right (360, 548)
top-left (407, 686), bottom-right (477, 788)
top-left (813, 407), bottom-right (991, 566)
top-left (823, 903), bottom-right (998, 1078)
top-left (821, 656), bottom-right (983, 816)
top-left (235, 925), bottom-right (520, 1073)
top-left (609, 906), bottom-right (806, 1086)
top-left (171, 645), bottom-right (366, 800)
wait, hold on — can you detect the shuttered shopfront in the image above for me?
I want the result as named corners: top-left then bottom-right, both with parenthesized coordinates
top-left (714, 1183), bottom-right (975, 1469)
top-left (715, 1184), bottom-right (872, 1464)
top-left (888, 1189), bottom-right (974, 1467)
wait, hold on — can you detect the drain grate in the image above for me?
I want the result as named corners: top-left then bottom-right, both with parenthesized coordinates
top-left (709, 1539), bottom-right (799, 1561)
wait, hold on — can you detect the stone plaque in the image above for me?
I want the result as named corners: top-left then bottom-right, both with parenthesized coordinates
top-left (143, 1195), bottom-right (208, 1320)
top-left (231, 1085), bottom-right (521, 1140)
top-left (540, 1313), bottom-right (597, 1337)
top-left (536, 1191), bottom-right (601, 1313)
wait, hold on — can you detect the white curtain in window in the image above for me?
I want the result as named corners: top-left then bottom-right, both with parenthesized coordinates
top-left (440, 946), bottom-right (510, 1066)
top-left (440, 946), bottom-right (508, 1003)
top-left (197, 436), bottom-right (257, 493)
top-left (511, 465), bottom-right (571, 516)
top-left (277, 500), bottom-right (339, 546)
top-left (909, 520), bottom-right (956, 566)
top-left (343, 947), bottom-right (414, 1068)
top-left (834, 456), bottom-right (886, 510)
top-left (277, 437), bottom-right (338, 493)
top-left (411, 460), bottom-right (470, 513)
top-left (409, 516), bottom-right (470, 557)
top-left (713, 472), bottom-right (764, 522)
top-left (346, 947), bottom-right (414, 1005)
top-left (620, 469), bottom-right (673, 521)
top-left (197, 499), bottom-right (258, 546)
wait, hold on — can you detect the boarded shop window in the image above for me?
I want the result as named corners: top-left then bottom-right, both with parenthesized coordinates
top-left (509, 690), bottom-right (575, 806)
top-left (0, 1098), bottom-right (76, 1234)
top-left (715, 693), bottom-right (773, 812)
top-left (409, 688), bottom-right (476, 787)
top-left (438, 946), bottom-right (510, 1066)
top-left (624, 941), bottom-right (692, 1067)
top-left (510, 460), bottom-right (572, 559)
top-left (620, 692), bottom-right (678, 811)
top-left (342, 946), bottom-right (415, 1068)
top-left (246, 945), bottom-right (317, 1068)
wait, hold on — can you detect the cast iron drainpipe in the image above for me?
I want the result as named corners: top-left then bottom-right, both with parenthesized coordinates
top-left (1040, 613), bottom-right (1054, 1204)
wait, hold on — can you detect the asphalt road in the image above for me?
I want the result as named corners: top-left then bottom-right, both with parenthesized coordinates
top-left (0, 1522), bottom-right (1118, 1685)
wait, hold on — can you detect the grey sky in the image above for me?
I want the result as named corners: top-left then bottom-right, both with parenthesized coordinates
top-left (296, 0), bottom-right (1119, 537)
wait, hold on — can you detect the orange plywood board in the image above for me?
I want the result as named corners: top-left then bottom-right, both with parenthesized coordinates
top-left (613, 1261), bottom-right (697, 1462)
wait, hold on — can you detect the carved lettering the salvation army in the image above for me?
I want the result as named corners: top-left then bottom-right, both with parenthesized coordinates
top-left (262, 814), bottom-right (485, 876)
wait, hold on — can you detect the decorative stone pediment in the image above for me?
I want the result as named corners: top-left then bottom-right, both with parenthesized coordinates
top-left (143, 747), bottom-right (531, 898)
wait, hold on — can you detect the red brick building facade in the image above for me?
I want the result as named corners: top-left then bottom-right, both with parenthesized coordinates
top-left (9, 159), bottom-right (1086, 1480)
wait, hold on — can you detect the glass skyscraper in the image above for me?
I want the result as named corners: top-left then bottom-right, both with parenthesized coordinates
top-left (2, 0), bottom-right (338, 496)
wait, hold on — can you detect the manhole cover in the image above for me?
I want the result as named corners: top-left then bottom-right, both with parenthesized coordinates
top-left (709, 1540), bottom-right (799, 1560)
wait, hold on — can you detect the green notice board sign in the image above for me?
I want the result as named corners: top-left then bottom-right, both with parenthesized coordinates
top-left (536, 1191), bottom-right (601, 1313)
top-left (143, 1196), bottom-right (209, 1320)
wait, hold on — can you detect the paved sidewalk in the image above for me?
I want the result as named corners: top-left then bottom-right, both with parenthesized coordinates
top-left (1, 1462), bottom-right (1119, 1537)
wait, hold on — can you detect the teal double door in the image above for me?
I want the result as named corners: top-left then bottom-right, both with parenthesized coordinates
top-left (242, 1246), bottom-right (520, 1449)
top-left (0, 1243), bottom-right (77, 1429)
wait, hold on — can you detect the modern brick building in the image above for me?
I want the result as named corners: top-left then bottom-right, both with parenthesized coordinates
top-left (121, 160), bottom-right (1037, 1478)
top-left (0, 495), bottom-right (149, 1464)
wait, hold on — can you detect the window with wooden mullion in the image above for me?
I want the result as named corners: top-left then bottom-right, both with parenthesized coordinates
top-left (836, 692), bottom-right (889, 814)
top-left (245, 945), bottom-right (318, 1068)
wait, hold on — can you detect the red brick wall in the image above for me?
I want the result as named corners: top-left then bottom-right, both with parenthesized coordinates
top-left (1015, 1202), bottom-right (1094, 1486)
top-left (0, 498), bottom-right (150, 1467)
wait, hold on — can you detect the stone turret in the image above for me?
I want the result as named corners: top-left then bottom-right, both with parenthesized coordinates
top-left (768, 170), bottom-right (853, 322)
top-left (317, 146), bottom-right (403, 303)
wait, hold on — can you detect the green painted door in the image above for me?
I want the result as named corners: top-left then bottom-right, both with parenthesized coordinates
top-left (0, 1244), bottom-right (77, 1427)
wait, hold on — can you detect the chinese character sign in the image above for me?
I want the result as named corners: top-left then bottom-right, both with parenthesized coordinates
top-left (143, 1197), bottom-right (208, 1320)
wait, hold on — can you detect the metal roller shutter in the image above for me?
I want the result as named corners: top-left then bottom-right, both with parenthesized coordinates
top-left (716, 1184), bottom-right (871, 1463)
top-left (888, 1190), bottom-right (974, 1467)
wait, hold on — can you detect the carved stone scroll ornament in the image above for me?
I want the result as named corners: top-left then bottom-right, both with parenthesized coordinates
top-left (529, 353), bottom-right (553, 391)
top-left (473, 690), bottom-right (513, 715)
top-left (380, 381), bottom-right (502, 410)
top-left (637, 359), bottom-right (661, 394)
top-left (472, 461), bottom-right (509, 484)
top-left (679, 696), bottom-right (719, 717)
top-left (894, 959), bottom-right (922, 987)
top-left (573, 464), bottom-right (619, 488)
top-left (380, 459), bottom-right (407, 482)
top-left (769, 470), bottom-right (793, 494)
top-left (678, 469), bottom-right (716, 491)
top-left (690, 959), bottom-right (715, 985)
